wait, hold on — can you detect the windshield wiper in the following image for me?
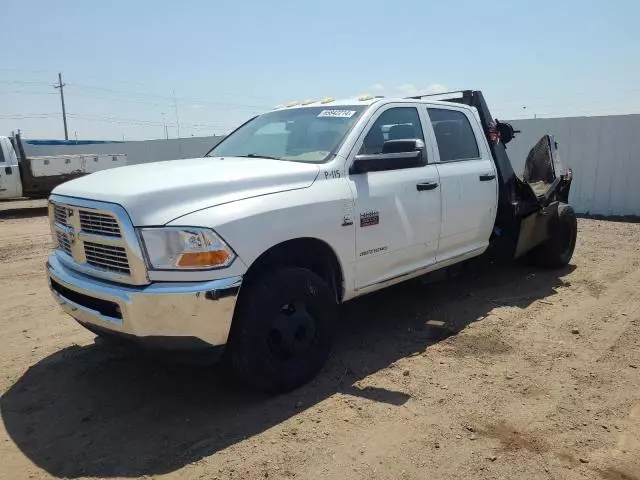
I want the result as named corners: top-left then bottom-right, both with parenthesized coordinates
top-left (236, 153), bottom-right (283, 160)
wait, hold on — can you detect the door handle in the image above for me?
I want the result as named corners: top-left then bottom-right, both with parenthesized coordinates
top-left (479, 173), bottom-right (496, 181)
top-left (416, 182), bottom-right (439, 191)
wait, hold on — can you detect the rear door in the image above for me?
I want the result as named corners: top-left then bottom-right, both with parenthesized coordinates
top-left (424, 106), bottom-right (498, 262)
top-left (348, 104), bottom-right (441, 290)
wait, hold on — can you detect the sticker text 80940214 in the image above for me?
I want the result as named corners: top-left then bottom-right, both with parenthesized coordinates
top-left (317, 110), bottom-right (356, 118)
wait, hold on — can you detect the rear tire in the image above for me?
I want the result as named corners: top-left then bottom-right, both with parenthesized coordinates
top-left (228, 267), bottom-right (337, 393)
top-left (531, 203), bottom-right (577, 268)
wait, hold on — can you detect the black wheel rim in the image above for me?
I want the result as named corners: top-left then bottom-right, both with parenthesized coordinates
top-left (267, 300), bottom-right (317, 361)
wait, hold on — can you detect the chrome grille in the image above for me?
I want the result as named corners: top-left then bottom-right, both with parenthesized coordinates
top-left (49, 197), bottom-right (147, 285)
top-left (56, 231), bottom-right (72, 255)
top-left (79, 211), bottom-right (121, 237)
top-left (53, 205), bottom-right (69, 226)
top-left (84, 242), bottom-right (130, 275)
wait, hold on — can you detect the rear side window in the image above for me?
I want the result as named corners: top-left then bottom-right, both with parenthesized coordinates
top-left (427, 108), bottom-right (480, 162)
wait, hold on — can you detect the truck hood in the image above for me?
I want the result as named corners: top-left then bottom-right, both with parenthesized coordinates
top-left (53, 157), bottom-right (320, 225)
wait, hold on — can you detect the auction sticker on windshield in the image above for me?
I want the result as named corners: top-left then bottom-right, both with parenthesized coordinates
top-left (318, 110), bottom-right (357, 118)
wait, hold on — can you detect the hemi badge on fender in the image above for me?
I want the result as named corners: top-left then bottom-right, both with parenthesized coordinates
top-left (360, 210), bottom-right (379, 227)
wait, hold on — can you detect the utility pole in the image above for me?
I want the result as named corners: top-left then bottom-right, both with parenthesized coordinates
top-left (161, 112), bottom-right (169, 139)
top-left (54, 73), bottom-right (69, 140)
top-left (173, 89), bottom-right (182, 156)
top-left (172, 89), bottom-right (181, 138)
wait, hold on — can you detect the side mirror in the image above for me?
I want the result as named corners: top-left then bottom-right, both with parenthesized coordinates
top-left (382, 138), bottom-right (425, 154)
top-left (350, 138), bottom-right (425, 174)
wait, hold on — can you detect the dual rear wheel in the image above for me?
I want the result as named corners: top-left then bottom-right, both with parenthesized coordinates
top-left (530, 203), bottom-right (578, 268)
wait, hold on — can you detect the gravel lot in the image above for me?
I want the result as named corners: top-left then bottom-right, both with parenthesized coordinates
top-left (1, 199), bottom-right (639, 480)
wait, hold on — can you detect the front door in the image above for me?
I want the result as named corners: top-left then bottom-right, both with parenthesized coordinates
top-left (348, 105), bottom-right (442, 290)
top-left (425, 106), bottom-right (498, 262)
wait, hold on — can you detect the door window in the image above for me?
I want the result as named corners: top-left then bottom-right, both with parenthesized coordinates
top-left (427, 108), bottom-right (479, 162)
top-left (359, 107), bottom-right (424, 155)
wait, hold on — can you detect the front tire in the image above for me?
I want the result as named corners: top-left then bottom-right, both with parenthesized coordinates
top-left (228, 267), bottom-right (337, 393)
top-left (531, 203), bottom-right (577, 268)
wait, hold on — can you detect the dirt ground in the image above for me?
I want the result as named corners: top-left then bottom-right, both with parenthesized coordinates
top-left (1, 198), bottom-right (639, 480)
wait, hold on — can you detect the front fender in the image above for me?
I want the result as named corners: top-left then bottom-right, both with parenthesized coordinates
top-left (168, 183), bottom-right (357, 298)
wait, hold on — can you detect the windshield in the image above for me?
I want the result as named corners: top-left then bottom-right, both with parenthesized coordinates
top-left (207, 105), bottom-right (367, 163)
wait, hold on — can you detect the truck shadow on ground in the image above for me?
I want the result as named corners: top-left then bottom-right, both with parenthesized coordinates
top-left (0, 205), bottom-right (48, 220)
top-left (1, 259), bottom-right (574, 478)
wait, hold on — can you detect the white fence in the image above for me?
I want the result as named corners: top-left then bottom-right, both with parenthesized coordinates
top-left (23, 114), bottom-right (640, 216)
top-left (24, 136), bottom-right (224, 166)
top-left (507, 115), bottom-right (640, 216)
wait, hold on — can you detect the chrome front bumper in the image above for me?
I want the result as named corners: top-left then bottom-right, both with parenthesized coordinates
top-left (46, 253), bottom-right (242, 350)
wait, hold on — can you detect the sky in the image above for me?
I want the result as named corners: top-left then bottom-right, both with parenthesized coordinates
top-left (1, 0), bottom-right (639, 141)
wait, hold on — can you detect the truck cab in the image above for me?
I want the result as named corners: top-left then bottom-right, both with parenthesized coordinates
top-left (343, 98), bottom-right (498, 291)
top-left (46, 92), bottom-right (576, 392)
top-left (0, 136), bottom-right (23, 199)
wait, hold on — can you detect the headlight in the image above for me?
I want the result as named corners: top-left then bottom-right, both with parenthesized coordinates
top-left (138, 227), bottom-right (236, 270)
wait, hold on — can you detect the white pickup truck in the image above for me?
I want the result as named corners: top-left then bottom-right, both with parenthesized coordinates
top-left (0, 133), bottom-right (127, 200)
top-left (46, 90), bottom-right (576, 392)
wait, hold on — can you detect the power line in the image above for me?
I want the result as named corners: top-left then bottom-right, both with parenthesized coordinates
top-left (0, 111), bottom-right (240, 128)
top-left (65, 92), bottom-right (184, 107)
top-left (0, 68), bottom-right (272, 100)
top-left (2, 77), bottom-right (272, 110)
top-left (0, 114), bottom-right (60, 119)
top-left (66, 80), bottom-right (272, 102)
top-left (0, 67), bottom-right (56, 74)
top-left (0, 80), bottom-right (53, 86)
top-left (1, 68), bottom-right (273, 101)
top-left (65, 113), bottom-right (236, 129)
top-left (0, 90), bottom-right (57, 95)
top-left (6, 75), bottom-right (640, 108)
top-left (68, 82), bottom-right (272, 110)
top-left (2, 90), bottom-right (266, 113)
